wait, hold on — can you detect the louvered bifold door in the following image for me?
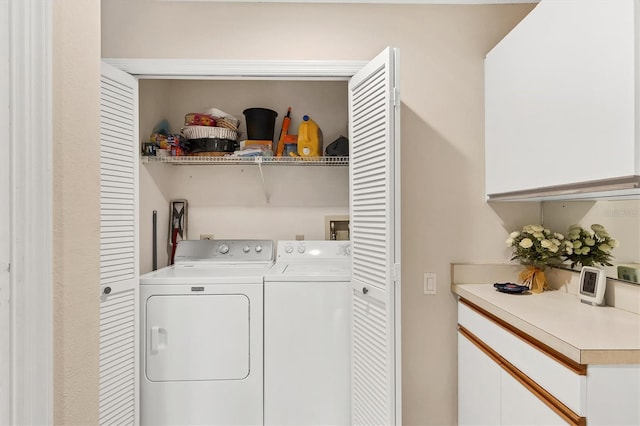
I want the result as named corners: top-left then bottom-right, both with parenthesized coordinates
top-left (99, 62), bottom-right (139, 426)
top-left (349, 47), bottom-right (401, 426)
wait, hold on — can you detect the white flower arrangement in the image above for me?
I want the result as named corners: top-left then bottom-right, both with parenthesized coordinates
top-left (506, 224), bottom-right (567, 269)
top-left (563, 224), bottom-right (619, 268)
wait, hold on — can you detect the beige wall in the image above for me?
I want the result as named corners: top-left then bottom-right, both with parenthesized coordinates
top-left (101, 2), bottom-right (537, 424)
top-left (53, 1), bottom-right (101, 424)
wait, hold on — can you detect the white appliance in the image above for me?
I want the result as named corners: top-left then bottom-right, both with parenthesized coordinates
top-left (263, 240), bottom-right (351, 426)
top-left (139, 239), bottom-right (274, 426)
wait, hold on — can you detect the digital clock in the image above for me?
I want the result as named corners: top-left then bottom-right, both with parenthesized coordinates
top-left (578, 266), bottom-right (607, 306)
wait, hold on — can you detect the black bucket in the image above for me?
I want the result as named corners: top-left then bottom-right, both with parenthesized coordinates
top-left (243, 108), bottom-right (278, 141)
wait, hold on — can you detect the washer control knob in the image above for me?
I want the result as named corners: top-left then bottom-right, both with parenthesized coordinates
top-left (255, 245), bottom-right (263, 253)
top-left (218, 244), bottom-right (230, 254)
top-left (285, 245), bottom-right (294, 254)
top-left (297, 245), bottom-right (305, 254)
top-left (344, 245), bottom-right (351, 255)
top-left (243, 245), bottom-right (251, 253)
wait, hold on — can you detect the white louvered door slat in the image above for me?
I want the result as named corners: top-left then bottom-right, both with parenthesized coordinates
top-left (349, 47), bottom-right (401, 426)
top-left (99, 62), bottom-right (139, 426)
top-left (0, 1), bottom-right (9, 421)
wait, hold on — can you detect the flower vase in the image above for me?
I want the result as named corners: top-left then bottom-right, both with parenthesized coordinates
top-left (519, 266), bottom-right (550, 293)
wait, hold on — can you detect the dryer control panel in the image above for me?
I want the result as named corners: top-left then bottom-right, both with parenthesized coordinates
top-left (174, 239), bottom-right (274, 263)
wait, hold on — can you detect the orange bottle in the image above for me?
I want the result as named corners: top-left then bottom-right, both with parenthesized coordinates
top-left (297, 115), bottom-right (323, 157)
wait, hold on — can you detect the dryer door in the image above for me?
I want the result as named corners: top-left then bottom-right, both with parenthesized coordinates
top-left (146, 294), bottom-right (250, 382)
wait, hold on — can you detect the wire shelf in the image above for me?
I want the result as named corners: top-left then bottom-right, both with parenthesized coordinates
top-left (141, 155), bottom-right (349, 166)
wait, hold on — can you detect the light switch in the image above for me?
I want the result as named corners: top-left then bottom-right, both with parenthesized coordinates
top-left (423, 273), bottom-right (436, 295)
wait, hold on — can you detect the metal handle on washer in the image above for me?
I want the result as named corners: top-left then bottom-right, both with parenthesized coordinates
top-left (151, 326), bottom-right (160, 353)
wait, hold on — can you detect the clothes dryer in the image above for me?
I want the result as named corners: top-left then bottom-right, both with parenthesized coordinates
top-left (139, 240), bottom-right (274, 426)
top-left (263, 240), bottom-right (351, 426)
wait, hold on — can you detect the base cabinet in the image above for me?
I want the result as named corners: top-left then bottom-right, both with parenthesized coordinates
top-left (458, 330), bottom-right (568, 426)
top-left (457, 332), bottom-right (501, 425)
top-left (500, 369), bottom-right (565, 426)
top-left (458, 299), bottom-right (640, 426)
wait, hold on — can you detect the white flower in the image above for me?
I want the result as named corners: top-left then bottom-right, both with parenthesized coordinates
top-left (519, 238), bottom-right (533, 249)
top-left (564, 223), bottom-right (617, 268)
top-left (599, 244), bottom-right (611, 254)
top-left (565, 247), bottom-right (573, 255)
top-left (507, 224), bottom-right (568, 268)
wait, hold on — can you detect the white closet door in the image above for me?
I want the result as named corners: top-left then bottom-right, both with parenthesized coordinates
top-left (349, 47), bottom-right (401, 426)
top-left (99, 62), bottom-right (139, 426)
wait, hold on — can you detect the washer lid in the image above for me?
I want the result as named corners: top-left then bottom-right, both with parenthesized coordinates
top-left (264, 260), bottom-right (351, 282)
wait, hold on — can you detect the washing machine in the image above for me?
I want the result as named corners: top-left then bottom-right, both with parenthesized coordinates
top-left (263, 240), bottom-right (351, 426)
top-left (139, 239), bottom-right (274, 426)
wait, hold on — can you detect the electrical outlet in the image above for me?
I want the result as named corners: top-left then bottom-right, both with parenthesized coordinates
top-left (200, 234), bottom-right (214, 240)
top-left (423, 273), bottom-right (437, 295)
top-left (295, 234), bottom-right (304, 241)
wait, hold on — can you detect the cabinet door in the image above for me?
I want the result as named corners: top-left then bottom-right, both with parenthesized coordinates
top-left (501, 370), bottom-right (566, 425)
top-left (99, 62), bottom-right (139, 426)
top-left (349, 46), bottom-right (401, 426)
top-left (458, 332), bottom-right (501, 426)
top-left (485, 0), bottom-right (638, 196)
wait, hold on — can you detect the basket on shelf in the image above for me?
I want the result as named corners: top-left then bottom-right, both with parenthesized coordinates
top-left (182, 125), bottom-right (238, 141)
top-left (215, 117), bottom-right (240, 131)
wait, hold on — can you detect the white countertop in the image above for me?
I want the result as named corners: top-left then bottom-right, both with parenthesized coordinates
top-left (452, 282), bottom-right (640, 365)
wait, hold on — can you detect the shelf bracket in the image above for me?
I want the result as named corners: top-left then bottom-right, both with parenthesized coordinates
top-left (254, 157), bottom-right (270, 203)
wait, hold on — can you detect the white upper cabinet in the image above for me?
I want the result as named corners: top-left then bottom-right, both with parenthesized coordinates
top-left (485, 0), bottom-right (640, 200)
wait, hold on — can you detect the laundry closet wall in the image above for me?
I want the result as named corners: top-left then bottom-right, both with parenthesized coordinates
top-left (101, 2), bottom-right (536, 425)
top-left (138, 79), bottom-right (350, 272)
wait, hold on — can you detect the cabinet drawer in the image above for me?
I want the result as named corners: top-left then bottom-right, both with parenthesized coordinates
top-left (458, 300), bottom-right (587, 416)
